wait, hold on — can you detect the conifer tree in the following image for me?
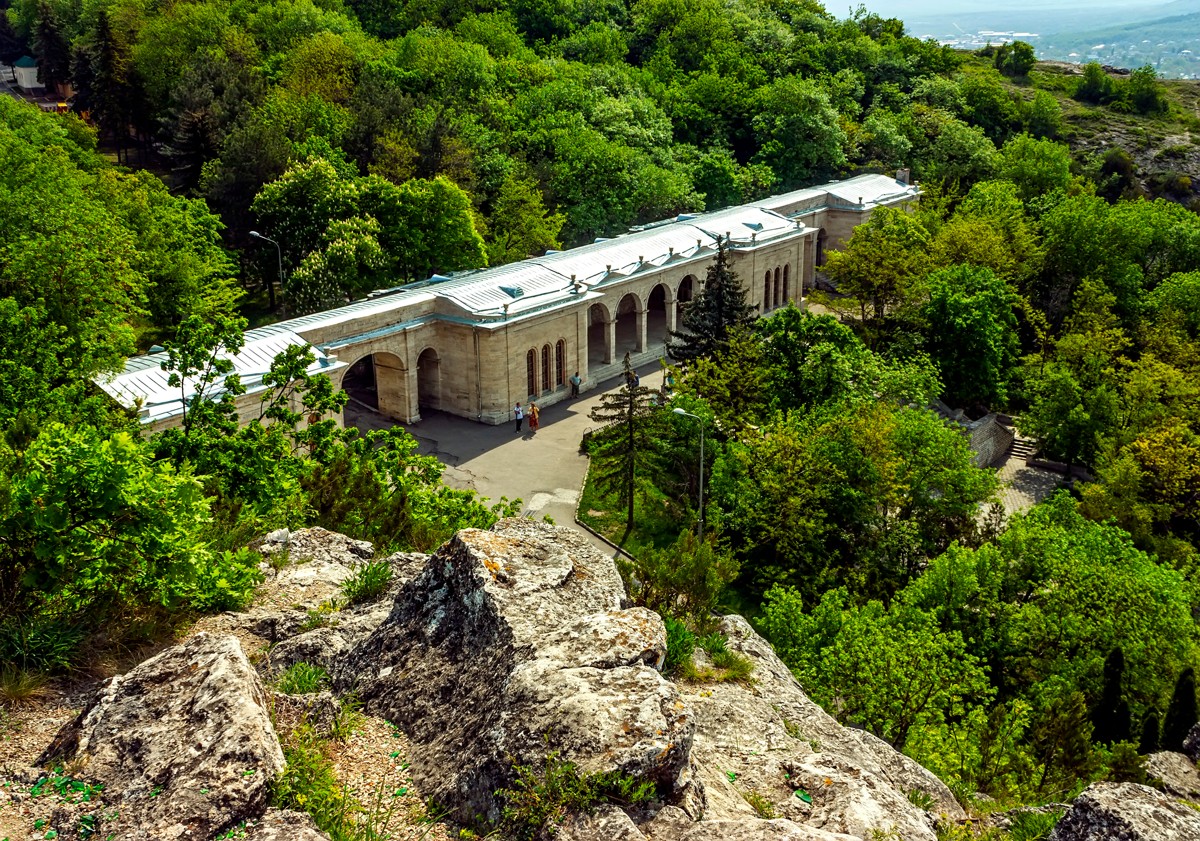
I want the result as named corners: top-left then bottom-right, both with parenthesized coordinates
top-left (1138, 709), bottom-right (1161, 754)
top-left (1163, 667), bottom-right (1198, 752)
top-left (1033, 689), bottom-right (1098, 797)
top-left (667, 236), bottom-right (756, 363)
top-left (33, 0), bottom-right (71, 90)
top-left (1091, 648), bottom-right (1132, 746)
top-left (588, 354), bottom-right (660, 535)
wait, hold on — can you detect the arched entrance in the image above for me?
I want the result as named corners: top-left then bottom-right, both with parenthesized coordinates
top-left (417, 347), bottom-right (440, 412)
top-left (678, 275), bottom-right (696, 305)
top-left (816, 228), bottom-right (828, 267)
top-left (341, 351), bottom-right (410, 422)
top-left (615, 292), bottom-right (642, 356)
top-left (647, 283), bottom-right (671, 345)
top-left (588, 302), bottom-right (612, 371)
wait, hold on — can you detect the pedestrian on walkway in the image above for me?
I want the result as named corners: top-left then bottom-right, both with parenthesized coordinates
top-left (514, 402), bottom-right (524, 433)
top-left (569, 372), bottom-right (581, 397)
top-left (529, 402), bottom-right (540, 433)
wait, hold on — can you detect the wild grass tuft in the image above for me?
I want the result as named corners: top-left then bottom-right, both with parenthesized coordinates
top-left (340, 561), bottom-right (394, 606)
top-left (276, 662), bottom-right (330, 695)
top-left (0, 665), bottom-right (51, 708)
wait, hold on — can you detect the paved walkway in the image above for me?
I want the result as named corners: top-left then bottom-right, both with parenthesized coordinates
top-left (992, 451), bottom-right (1064, 518)
top-left (346, 362), bottom-right (668, 554)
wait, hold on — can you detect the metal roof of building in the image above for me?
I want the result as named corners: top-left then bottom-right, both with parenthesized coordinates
top-left (103, 173), bottom-right (914, 422)
top-left (98, 329), bottom-right (346, 424)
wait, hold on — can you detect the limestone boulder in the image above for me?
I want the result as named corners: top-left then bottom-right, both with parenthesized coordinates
top-left (672, 614), bottom-right (959, 841)
top-left (337, 518), bottom-right (693, 824)
top-left (558, 805), bottom-right (648, 841)
top-left (1048, 782), bottom-right (1200, 841)
top-left (249, 808), bottom-right (331, 840)
top-left (270, 690), bottom-right (341, 740)
top-left (1145, 751), bottom-right (1200, 800)
top-left (38, 633), bottom-right (284, 839)
top-left (268, 600), bottom-right (393, 673)
top-left (1183, 722), bottom-right (1200, 764)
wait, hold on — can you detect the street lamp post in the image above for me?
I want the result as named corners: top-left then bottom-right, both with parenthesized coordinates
top-left (672, 407), bottom-right (705, 538)
top-left (249, 231), bottom-right (283, 312)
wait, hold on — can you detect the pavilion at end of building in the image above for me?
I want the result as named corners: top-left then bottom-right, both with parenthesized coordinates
top-left (99, 171), bottom-right (920, 431)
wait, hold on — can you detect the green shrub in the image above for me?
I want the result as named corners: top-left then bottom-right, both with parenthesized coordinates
top-left (0, 617), bottom-right (84, 672)
top-left (340, 561), bottom-right (393, 606)
top-left (1008, 810), bottom-right (1062, 841)
top-left (662, 616), bottom-right (696, 677)
top-left (497, 751), bottom-right (655, 840)
top-left (276, 662), bottom-right (330, 695)
top-left (619, 531), bottom-right (739, 627)
top-left (273, 725), bottom-right (357, 838)
top-left (188, 548), bottom-right (264, 612)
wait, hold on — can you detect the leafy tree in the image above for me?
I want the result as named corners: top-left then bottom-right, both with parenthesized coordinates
top-left (159, 313), bottom-right (247, 442)
top-left (994, 40), bottom-right (1036, 77)
top-left (751, 76), bottom-right (847, 187)
top-left (997, 134), bottom-right (1073, 203)
top-left (668, 237), bottom-right (756, 362)
top-left (1162, 667), bottom-right (1198, 752)
top-left (1075, 62), bottom-right (1115, 105)
top-left (588, 355), bottom-right (661, 535)
top-left (922, 265), bottom-right (1018, 407)
top-left (485, 174), bottom-right (566, 265)
top-left (821, 206), bottom-right (931, 323)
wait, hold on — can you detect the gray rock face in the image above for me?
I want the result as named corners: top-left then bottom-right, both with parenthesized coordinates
top-left (1048, 782), bottom-right (1200, 841)
top-left (1183, 722), bottom-right (1200, 764)
top-left (338, 518), bottom-right (694, 824)
top-left (268, 601), bottom-right (393, 673)
top-left (1145, 751), bottom-right (1200, 800)
top-left (271, 690), bottom-right (341, 739)
top-left (38, 634), bottom-right (284, 839)
top-left (674, 615), bottom-right (959, 841)
top-left (249, 808), bottom-right (331, 840)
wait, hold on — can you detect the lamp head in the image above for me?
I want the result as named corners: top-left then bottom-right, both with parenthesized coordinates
top-left (249, 230), bottom-right (262, 238)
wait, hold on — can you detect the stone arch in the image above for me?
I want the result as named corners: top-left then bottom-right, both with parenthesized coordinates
top-left (647, 283), bottom-right (672, 345)
top-left (678, 275), bottom-right (696, 304)
top-left (417, 347), bottom-right (440, 412)
top-left (588, 302), bottom-right (612, 371)
top-left (615, 292), bottom-right (643, 357)
top-left (341, 350), bottom-right (410, 422)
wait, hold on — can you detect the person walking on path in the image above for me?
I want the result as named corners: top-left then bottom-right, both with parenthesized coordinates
top-left (514, 402), bottom-right (524, 433)
top-left (529, 402), bottom-right (540, 433)
top-left (569, 372), bottom-right (582, 398)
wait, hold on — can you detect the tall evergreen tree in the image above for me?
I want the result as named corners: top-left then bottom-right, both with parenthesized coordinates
top-left (1163, 667), bottom-right (1198, 752)
top-left (667, 236), bottom-right (756, 363)
top-left (1138, 709), bottom-right (1161, 754)
top-left (1033, 689), bottom-right (1098, 797)
top-left (33, 0), bottom-right (71, 90)
top-left (91, 11), bottom-right (135, 163)
top-left (588, 354), bottom-right (661, 536)
top-left (1091, 648), bottom-right (1132, 746)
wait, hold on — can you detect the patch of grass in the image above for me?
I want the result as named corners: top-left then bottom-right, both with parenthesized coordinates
top-left (1008, 810), bottom-right (1062, 841)
top-left (496, 750), bottom-right (656, 840)
top-left (273, 724), bottom-right (358, 837)
top-left (330, 694), bottom-right (365, 742)
top-left (740, 789), bottom-right (776, 818)
top-left (276, 662), bottom-right (330, 695)
top-left (267, 547), bottom-right (292, 572)
top-left (906, 788), bottom-right (936, 811)
top-left (340, 561), bottom-right (394, 606)
top-left (662, 616), bottom-right (696, 677)
top-left (0, 618), bottom-right (84, 673)
top-left (674, 632), bottom-right (755, 684)
top-left (0, 665), bottom-right (51, 709)
top-left (300, 602), bottom-right (341, 632)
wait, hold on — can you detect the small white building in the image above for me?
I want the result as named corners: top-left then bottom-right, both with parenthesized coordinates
top-left (13, 56), bottom-right (41, 92)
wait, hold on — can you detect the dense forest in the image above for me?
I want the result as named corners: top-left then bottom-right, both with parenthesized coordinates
top-left (4, 0), bottom-right (1200, 830)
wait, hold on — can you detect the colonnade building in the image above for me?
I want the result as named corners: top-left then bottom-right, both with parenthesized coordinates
top-left (101, 172), bottom-right (920, 431)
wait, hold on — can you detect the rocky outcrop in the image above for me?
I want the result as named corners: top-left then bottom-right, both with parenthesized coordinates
top-left (1184, 722), bottom-right (1200, 763)
top-left (38, 633), bottom-right (284, 840)
top-left (338, 518), bottom-right (694, 824)
top-left (669, 615), bottom-right (959, 841)
top-left (1048, 781), bottom-right (1200, 840)
top-left (249, 808), bottom-right (331, 840)
top-left (1145, 751), bottom-right (1200, 800)
top-left (271, 690), bottom-right (341, 739)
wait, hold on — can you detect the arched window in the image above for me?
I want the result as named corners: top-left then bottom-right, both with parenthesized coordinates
top-left (774, 266), bottom-right (782, 309)
top-left (783, 264), bottom-right (790, 303)
top-left (541, 344), bottom-right (552, 393)
top-left (555, 340), bottom-right (566, 386)
top-left (526, 349), bottom-right (537, 396)
top-left (764, 270), bottom-right (772, 310)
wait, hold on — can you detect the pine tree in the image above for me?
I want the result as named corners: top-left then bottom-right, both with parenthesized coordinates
top-left (1138, 709), bottom-right (1161, 754)
top-left (667, 236), bottom-right (756, 363)
top-left (1163, 667), bottom-right (1198, 752)
top-left (588, 354), bottom-right (661, 536)
top-left (91, 11), bottom-right (134, 163)
top-left (1033, 689), bottom-right (1098, 797)
top-left (1091, 648), bottom-right (1132, 746)
top-left (33, 0), bottom-right (71, 90)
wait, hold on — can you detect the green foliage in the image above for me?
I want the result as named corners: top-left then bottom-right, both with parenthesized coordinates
top-left (661, 615), bottom-right (696, 677)
top-left (619, 530), bottom-right (738, 627)
top-left (187, 548), bottom-right (264, 612)
top-left (496, 750), bottom-right (655, 840)
top-left (339, 561), bottom-right (394, 606)
top-left (273, 725), bottom-right (358, 838)
top-left (994, 41), bottom-right (1036, 78)
top-left (668, 237), bottom-right (757, 363)
top-left (276, 662), bottom-right (332, 695)
top-left (1163, 668), bottom-right (1198, 752)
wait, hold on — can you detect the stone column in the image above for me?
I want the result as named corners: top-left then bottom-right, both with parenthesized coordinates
top-left (667, 299), bottom-right (678, 334)
top-left (375, 355), bottom-right (410, 422)
top-left (636, 308), bottom-right (649, 353)
top-left (604, 317), bottom-right (617, 365)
